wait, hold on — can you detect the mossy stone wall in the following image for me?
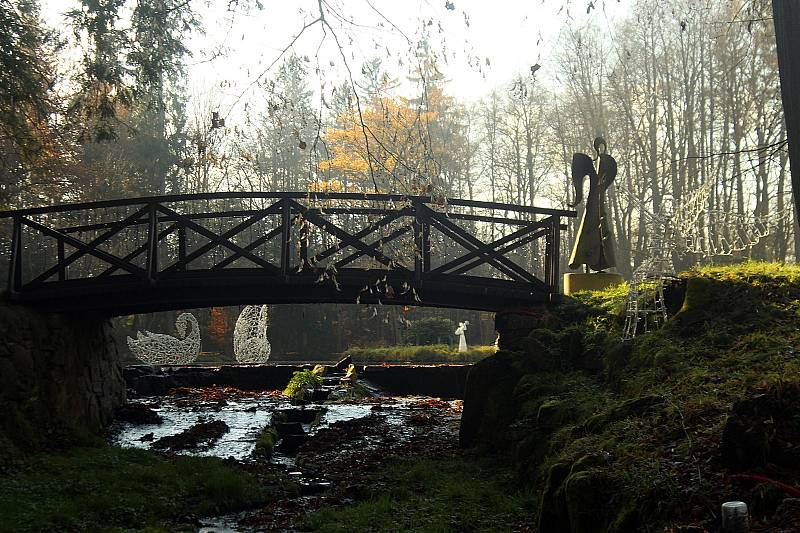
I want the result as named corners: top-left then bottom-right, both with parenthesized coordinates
top-left (0, 302), bottom-right (125, 457)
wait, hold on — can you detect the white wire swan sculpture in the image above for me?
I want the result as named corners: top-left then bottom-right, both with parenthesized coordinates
top-left (127, 313), bottom-right (201, 365)
top-left (233, 305), bottom-right (271, 364)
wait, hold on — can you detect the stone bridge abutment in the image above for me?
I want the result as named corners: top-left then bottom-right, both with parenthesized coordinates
top-left (0, 301), bottom-right (125, 455)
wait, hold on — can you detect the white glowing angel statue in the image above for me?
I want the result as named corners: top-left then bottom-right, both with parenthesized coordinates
top-left (127, 313), bottom-right (201, 365)
top-left (233, 305), bottom-right (271, 364)
top-left (454, 321), bottom-right (469, 353)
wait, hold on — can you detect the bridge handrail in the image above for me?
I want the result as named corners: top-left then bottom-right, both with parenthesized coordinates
top-left (0, 192), bottom-right (577, 219)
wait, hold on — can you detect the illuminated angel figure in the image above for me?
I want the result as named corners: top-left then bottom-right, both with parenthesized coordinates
top-left (233, 305), bottom-right (271, 364)
top-left (454, 321), bottom-right (469, 353)
top-left (127, 313), bottom-right (200, 365)
top-left (568, 137), bottom-right (618, 272)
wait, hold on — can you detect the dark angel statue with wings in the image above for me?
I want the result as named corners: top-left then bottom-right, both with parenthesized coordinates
top-left (568, 137), bottom-right (618, 272)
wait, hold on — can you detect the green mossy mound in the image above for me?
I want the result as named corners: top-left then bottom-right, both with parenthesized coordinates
top-left (461, 262), bottom-right (800, 532)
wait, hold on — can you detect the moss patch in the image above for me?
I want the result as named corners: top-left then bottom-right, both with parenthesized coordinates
top-left (254, 427), bottom-right (279, 459)
top-left (284, 369), bottom-right (323, 400)
top-left (306, 456), bottom-right (535, 532)
top-left (0, 445), bottom-right (271, 532)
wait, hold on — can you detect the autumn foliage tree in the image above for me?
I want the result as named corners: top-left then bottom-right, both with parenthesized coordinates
top-left (208, 307), bottom-right (232, 344)
top-left (320, 87), bottom-right (455, 195)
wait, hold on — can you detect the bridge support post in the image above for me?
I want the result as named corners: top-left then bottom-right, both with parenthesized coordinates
top-left (177, 226), bottom-right (187, 271)
top-left (413, 203), bottom-right (431, 284)
top-left (146, 203), bottom-right (158, 284)
top-left (299, 213), bottom-right (309, 271)
top-left (0, 302), bottom-right (126, 453)
top-left (549, 216), bottom-right (561, 299)
top-left (57, 239), bottom-right (66, 281)
top-left (280, 198), bottom-right (291, 277)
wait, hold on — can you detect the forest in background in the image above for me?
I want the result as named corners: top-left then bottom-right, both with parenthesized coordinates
top-left (1, 0), bottom-right (790, 357)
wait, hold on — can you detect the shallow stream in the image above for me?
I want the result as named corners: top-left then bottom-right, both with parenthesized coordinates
top-left (109, 382), bottom-right (462, 532)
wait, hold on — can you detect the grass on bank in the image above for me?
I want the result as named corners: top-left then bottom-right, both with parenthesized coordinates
top-left (0, 444), bottom-right (270, 533)
top-left (306, 455), bottom-right (535, 532)
top-left (345, 344), bottom-right (496, 364)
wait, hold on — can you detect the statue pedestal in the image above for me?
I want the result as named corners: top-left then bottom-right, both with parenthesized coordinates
top-left (563, 272), bottom-right (624, 295)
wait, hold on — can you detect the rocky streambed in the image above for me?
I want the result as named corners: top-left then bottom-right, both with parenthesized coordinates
top-left (109, 372), bottom-right (463, 532)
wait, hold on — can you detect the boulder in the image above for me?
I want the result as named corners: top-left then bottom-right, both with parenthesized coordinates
top-left (459, 351), bottom-right (520, 449)
top-left (538, 461), bottom-right (572, 533)
top-left (151, 420), bottom-right (229, 452)
top-left (540, 460), bottom-right (637, 533)
top-left (720, 389), bottom-right (800, 469)
top-left (274, 422), bottom-right (304, 437)
top-left (272, 408), bottom-right (325, 424)
top-left (277, 433), bottom-right (307, 454)
top-left (564, 469), bottom-right (614, 533)
top-left (113, 403), bottom-right (163, 425)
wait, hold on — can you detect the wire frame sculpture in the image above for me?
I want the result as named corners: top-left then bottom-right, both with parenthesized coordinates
top-left (127, 313), bottom-right (201, 365)
top-left (620, 180), bottom-right (790, 339)
top-left (623, 231), bottom-right (675, 339)
top-left (233, 305), bottom-right (271, 364)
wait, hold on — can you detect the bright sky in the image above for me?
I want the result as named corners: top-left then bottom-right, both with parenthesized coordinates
top-left (42, 0), bottom-right (633, 117)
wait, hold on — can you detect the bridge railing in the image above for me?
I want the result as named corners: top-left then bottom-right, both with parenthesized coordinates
top-left (0, 192), bottom-right (575, 309)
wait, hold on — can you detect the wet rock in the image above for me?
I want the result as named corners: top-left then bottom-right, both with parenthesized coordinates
top-left (124, 364), bottom-right (303, 395)
top-left (277, 433), bottom-right (308, 454)
top-left (274, 422), bottom-right (305, 437)
top-left (253, 427), bottom-right (278, 459)
top-left (139, 432), bottom-right (154, 442)
top-left (124, 366), bottom-right (215, 395)
top-left (309, 389), bottom-right (331, 402)
top-left (408, 412), bottom-right (436, 426)
top-left (151, 419), bottom-right (229, 451)
top-left (272, 408), bottom-right (325, 424)
top-left (299, 480), bottom-right (332, 496)
top-left (113, 403), bottom-right (163, 425)
top-left (770, 498), bottom-right (800, 532)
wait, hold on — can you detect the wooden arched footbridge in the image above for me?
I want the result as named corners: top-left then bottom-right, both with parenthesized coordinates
top-left (0, 193), bottom-right (575, 315)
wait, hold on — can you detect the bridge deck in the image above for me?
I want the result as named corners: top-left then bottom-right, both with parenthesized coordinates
top-left (0, 192), bottom-right (575, 315)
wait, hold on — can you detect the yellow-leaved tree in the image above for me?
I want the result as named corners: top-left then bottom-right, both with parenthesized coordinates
top-left (319, 88), bottom-right (458, 194)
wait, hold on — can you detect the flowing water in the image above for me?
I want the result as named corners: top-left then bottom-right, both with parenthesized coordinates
top-left (110, 393), bottom-right (440, 463)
